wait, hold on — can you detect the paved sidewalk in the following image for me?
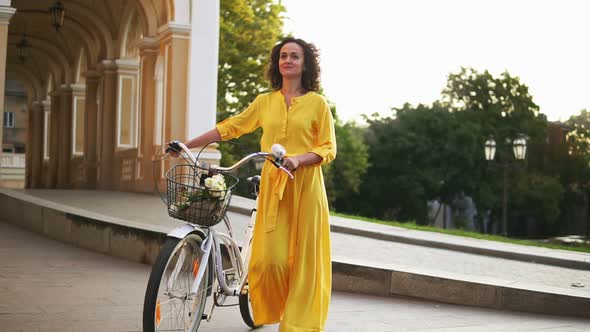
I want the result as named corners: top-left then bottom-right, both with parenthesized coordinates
top-left (1, 188), bottom-right (590, 318)
top-left (2, 221), bottom-right (589, 332)
top-left (11, 189), bottom-right (590, 298)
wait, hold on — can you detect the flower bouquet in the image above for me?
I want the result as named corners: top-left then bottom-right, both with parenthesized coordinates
top-left (174, 174), bottom-right (229, 225)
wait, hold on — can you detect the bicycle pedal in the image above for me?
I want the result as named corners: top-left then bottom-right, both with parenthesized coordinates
top-left (201, 313), bottom-right (209, 320)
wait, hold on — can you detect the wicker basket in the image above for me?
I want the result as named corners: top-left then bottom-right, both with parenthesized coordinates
top-left (165, 164), bottom-right (238, 227)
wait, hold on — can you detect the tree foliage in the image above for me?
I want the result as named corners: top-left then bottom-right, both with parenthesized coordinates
top-left (344, 68), bottom-right (564, 235)
top-left (442, 68), bottom-right (547, 147)
top-left (561, 110), bottom-right (590, 236)
top-left (216, 0), bottom-right (285, 176)
top-left (353, 103), bottom-right (481, 223)
top-left (218, 0), bottom-right (285, 117)
top-left (565, 109), bottom-right (590, 156)
top-left (512, 173), bottom-right (564, 226)
top-left (323, 104), bottom-right (369, 209)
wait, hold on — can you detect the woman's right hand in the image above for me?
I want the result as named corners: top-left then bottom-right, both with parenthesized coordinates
top-left (166, 141), bottom-right (181, 158)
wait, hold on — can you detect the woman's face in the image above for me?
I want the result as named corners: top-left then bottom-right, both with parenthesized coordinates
top-left (279, 42), bottom-right (305, 80)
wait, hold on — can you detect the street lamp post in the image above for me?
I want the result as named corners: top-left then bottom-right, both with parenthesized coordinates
top-left (485, 134), bottom-right (527, 236)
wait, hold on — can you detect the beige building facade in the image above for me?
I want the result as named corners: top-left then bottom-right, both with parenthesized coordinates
top-left (0, 0), bottom-right (221, 191)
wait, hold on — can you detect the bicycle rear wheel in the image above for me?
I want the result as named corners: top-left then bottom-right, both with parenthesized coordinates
top-left (239, 282), bottom-right (261, 329)
top-left (143, 234), bottom-right (210, 332)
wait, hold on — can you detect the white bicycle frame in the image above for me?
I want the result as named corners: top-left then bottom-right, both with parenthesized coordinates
top-left (165, 141), bottom-right (292, 321)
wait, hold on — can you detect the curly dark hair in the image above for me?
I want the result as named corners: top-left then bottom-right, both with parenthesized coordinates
top-left (266, 37), bottom-right (321, 92)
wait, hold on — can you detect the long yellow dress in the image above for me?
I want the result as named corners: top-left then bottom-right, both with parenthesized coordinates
top-left (216, 91), bottom-right (336, 331)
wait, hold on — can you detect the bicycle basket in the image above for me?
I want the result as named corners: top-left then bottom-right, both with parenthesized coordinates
top-left (166, 164), bottom-right (239, 227)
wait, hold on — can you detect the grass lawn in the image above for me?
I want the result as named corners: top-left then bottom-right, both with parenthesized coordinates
top-left (331, 212), bottom-right (590, 254)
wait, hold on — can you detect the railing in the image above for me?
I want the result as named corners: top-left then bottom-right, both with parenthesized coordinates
top-left (0, 153), bottom-right (26, 188)
top-left (117, 148), bottom-right (141, 190)
top-left (70, 156), bottom-right (86, 188)
top-left (0, 153), bottom-right (26, 168)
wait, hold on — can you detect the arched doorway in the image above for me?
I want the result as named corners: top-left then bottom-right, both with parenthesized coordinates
top-left (0, 0), bottom-right (220, 192)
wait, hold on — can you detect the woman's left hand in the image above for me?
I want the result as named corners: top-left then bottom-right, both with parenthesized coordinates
top-left (283, 156), bottom-right (300, 171)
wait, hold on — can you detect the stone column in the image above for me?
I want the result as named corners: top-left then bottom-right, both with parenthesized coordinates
top-left (57, 85), bottom-right (73, 188)
top-left (29, 101), bottom-right (44, 188)
top-left (0, 6), bottom-right (15, 160)
top-left (98, 60), bottom-right (117, 189)
top-left (188, 0), bottom-right (222, 164)
top-left (137, 38), bottom-right (159, 192)
top-left (47, 92), bottom-right (61, 188)
top-left (25, 102), bottom-right (32, 188)
top-left (188, 0), bottom-right (219, 137)
top-left (84, 70), bottom-right (100, 188)
top-left (158, 24), bottom-right (191, 146)
top-left (42, 100), bottom-right (51, 187)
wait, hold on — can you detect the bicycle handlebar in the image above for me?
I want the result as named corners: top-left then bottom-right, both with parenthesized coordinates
top-left (166, 141), bottom-right (294, 179)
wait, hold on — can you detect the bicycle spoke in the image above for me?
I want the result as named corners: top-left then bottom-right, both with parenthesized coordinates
top-left (150, 235), bottom-right (212, 332)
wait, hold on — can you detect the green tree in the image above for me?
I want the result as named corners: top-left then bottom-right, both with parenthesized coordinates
top-left (355, 103), bottom-right (481, 223)
top-left (442, 67), bottom-right (547, 145)
top-left (562, 109), bottom-right (590, 236)
top-left (565, 109), bottom-right (590, 156)
top-left (322, 103), bottom-right (369, 210)
top-left (350, 68), bottom-right (551, 233)
top-left (441, 68), bottom-right (549, 232)
top-left (510, 173), bottom-right (564, 236)
top-left (217, 0), bottom-right (285, 170)
top-left (218, 0), bottom-right (285, 117)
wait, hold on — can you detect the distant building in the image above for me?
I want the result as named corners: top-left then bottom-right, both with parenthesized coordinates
top-left (1, 80), bottom-right (27, 188)
top-left (3, 80), bottom-right (27, 152)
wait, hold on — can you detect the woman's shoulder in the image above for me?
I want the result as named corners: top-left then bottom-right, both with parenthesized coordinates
top-left (302, 92), bottom-right (330, 111)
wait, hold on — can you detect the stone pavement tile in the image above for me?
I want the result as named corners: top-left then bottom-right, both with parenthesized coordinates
top-left (2, 221), bottom-right (590, 332)
top-left (538, 327), bottom-right (590, 332)
top-left (479, 319), bottom-right (590, 331)
top-left (0, 304), bottom-right (44, 315)
top-left (332, 233), bottom-right (590, 296)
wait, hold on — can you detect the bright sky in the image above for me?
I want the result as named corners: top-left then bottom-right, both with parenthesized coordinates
top-left (280, 0), bottom-right (590, 123)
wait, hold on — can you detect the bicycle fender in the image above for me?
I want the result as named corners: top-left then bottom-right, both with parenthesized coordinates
top-left (167, 224), bottom-right (213, 295)
top-left (167, 224), bottom-right (205, 239)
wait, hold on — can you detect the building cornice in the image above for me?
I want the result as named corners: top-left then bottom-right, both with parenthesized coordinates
top-left (137, 37), bottom-right (160, 53)
top-left (158, 22), bottom-right (191, 42)
top-left (59, 84), bottom-right (73, 93)
top-left (0, 7), bottom-right (16, 25)
top-left (83, 70), bottom-right (101, 81)
top-left (69, 83), bottom-right (86, 93)
top-left (115, 58), bottom-right (140, 69)
top-left (97, 60), bottom-right (117, 73)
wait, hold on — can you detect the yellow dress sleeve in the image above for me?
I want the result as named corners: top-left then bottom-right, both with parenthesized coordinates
top-left (310, 102), bottom-right (337, 165)
top-left (215, 95), bottom-right (262, 141)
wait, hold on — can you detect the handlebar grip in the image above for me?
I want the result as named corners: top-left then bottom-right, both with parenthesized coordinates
top-left (166, 141), bottom-right (181, 154)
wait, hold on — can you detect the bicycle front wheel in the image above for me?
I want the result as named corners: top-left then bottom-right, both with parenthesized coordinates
top-left (143, 234), bottom-right (210, 332)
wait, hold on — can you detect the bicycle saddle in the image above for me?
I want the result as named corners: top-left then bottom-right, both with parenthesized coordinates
top-left (247, 175), bottom-right (261, 185)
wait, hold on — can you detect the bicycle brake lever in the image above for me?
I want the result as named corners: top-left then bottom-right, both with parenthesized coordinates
top-left (271, 159), bottom-right (294, 179)
top-left (279, 165), bottom-right (294, 179)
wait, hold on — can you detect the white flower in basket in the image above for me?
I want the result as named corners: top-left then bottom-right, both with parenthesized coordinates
top-left (204, 174), bottom-right (227, 199)
top-left (176, 174), bottom-right (228, 219)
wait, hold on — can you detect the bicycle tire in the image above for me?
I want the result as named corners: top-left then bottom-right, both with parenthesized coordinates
top-left (239, 282), bottom-right (261, 329)
top-left (143, 234), bottom-right (210, 332)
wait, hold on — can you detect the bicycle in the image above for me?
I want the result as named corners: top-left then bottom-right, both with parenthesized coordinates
top-left (143, 141), bottom-right (293, 332)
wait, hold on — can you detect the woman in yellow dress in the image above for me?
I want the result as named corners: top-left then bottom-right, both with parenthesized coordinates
top-left (180, 37), bottom-right (336, 331)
